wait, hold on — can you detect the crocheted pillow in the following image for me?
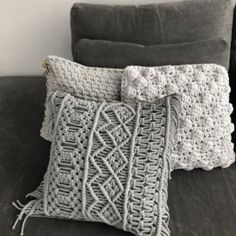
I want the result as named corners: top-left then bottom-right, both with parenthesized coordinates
top-left (12, 91), bottom-right (181, 236)
top-left (121, 64), bottom-right (235, 171)
top-left (41, 55), bottom-right (123, 141)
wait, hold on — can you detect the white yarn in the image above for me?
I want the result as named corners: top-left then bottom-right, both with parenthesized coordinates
top-left (121, 64), bottom-right (235, 171)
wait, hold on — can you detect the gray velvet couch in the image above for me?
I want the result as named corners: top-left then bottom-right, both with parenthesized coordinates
top-left (1, 1), bottom-right (236, 235)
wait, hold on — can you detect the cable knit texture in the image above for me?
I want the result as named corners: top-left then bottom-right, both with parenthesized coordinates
top-left (121, 64), bottom-right (235, 171)
top-left (13, 91), bottom-right (180, 236)
top-left (41, 56), bottom-right (123, 141)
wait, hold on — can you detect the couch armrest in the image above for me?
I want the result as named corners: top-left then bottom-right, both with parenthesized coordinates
top-left (0, 76), bottom-right (50, 235)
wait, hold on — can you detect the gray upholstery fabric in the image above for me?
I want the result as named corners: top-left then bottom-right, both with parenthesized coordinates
top-left (229, 8), bottom-right (236, 137)
top-left (75, 38), bottom-right (229, 69)
top-left (230, 6), bottom-right (236, 75)
top-left (70, 0), bottom-right (234, 67)
top-left (1, 76), bottom-right (236, 236)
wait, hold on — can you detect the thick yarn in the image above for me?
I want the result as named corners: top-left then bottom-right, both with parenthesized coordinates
top-left (121, 64), bottom-right (235, 170)
top-left (41, 56), bottom-right (123, 141)
top-left (12, 92), bottom-right (180, 236)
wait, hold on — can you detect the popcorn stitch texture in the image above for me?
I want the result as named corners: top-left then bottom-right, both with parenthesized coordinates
top-left (121, 64), bottom-right (235, 170)
top-left (12, 92), bottom-right (180, 236)
top-left (41, 56), bottom-right (123, 141)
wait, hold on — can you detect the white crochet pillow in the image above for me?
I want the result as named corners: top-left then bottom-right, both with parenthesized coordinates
top-left (121, 64), bottom-right (235, 170)
top-left (41, 56), bottom-right (123, 141)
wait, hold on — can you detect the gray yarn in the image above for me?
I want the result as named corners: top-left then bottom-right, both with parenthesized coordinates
top-left (12, 92), bottom-right (180, 236)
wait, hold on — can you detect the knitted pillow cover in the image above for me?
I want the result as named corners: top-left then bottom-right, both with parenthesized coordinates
top-left (12, 91), bottom-right (181, 236)
top-left (121, 64), bottom-right (235, 171)
top-left (41, 56), bottom-right (123, 141)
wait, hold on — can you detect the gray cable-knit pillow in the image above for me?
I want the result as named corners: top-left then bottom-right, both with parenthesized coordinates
top-left (41, 56), bottom-right (123, 141)
top-left (12, 91), bottom-right (181, 236)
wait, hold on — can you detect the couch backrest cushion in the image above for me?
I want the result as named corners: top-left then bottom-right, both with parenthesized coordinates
top-left (70, 0), bottom-right (234, 67)
top-left (75, 38), bottom-right (230, 69)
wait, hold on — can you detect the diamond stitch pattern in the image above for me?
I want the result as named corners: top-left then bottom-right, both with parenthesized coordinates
top-left (12, 92), bottom-right (180, 236)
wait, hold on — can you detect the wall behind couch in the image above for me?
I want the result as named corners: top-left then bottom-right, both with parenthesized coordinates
top-left (0, 0), bottom-right (181, 76)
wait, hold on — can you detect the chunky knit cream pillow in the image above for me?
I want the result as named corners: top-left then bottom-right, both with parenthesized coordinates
top-left (41, 56), bottom-right (123, 141)
top-left (121, 64), bottom-right (235, 171)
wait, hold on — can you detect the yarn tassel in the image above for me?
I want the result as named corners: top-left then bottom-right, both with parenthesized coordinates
top-left (12, 199), bottom-right (41, 236)
top-left (26, 181), bottom-right (44, 199)
top-left (16, 200), bottom-right (26, 208)
top-left (12, 201), bottom-right (24, 211)
top-left (12, 182), bottom-right (44, 235)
